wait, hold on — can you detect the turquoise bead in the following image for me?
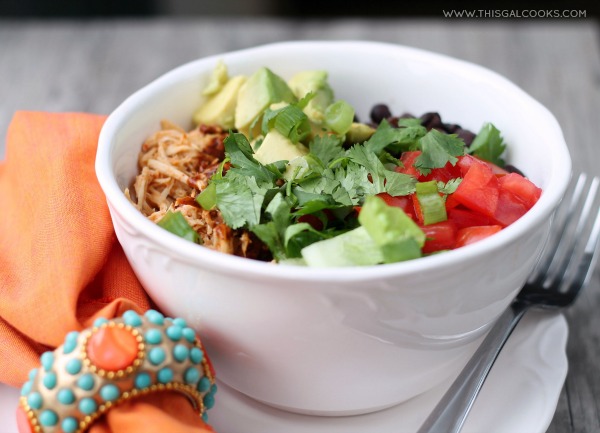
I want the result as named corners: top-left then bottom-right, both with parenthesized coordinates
top-left (166, 325), bottom-right (182, 341)
top-left (190, 347), bottom-right (203, 364)
top-left (173, 317), bottom-right (187, 328)
top-left (20, 381), bottom-right (32, 396)
top-left (28, 368), bottom-right (38, 380)
top-left (123, 310), bottom-right (142, 327)
top-left (63, 331), bottom-right (79, 354)
top-left (135, 372), bottom-right (152, 389)
top-left (203, 393), bottom-right (215, 409)
top-left (79, 397), bottom-right (97, 415)
top-left (57, 388), bottom-right (75, 405)
top-left (27, 392), bottom-right (43, 409)
top-left (144, 328), bottom-right (162, 345)
top-left (182, 327), bottom-right (196, 343)
top-left (144, 309), bottom-right (165, 325)
top-left (184, 367), bottom-right (200, 385)
top-left (43, 372), bottom-right (57, 390)
top-left (197, 376), bottom-right (211, 393)
top-left (100, 384), bottom-right (120, 402)
top-left (62, 417), bottom-right (78, 433)
top-left (148, 347), bottom-right (166, 365)
top-left (157, 368), bottom-right (173, 384)
top-left (77, 373), bottom-right (95, 391)
top-left (40, 351), bottom-right (54, 372)
top-left (210, 383), bottom-right (218, 395)
top-left (202, 412), bottom-right (208, 422)
top-left (173, 344), bottom-right (189, 362)
top-left (65, 358), bottom-right (82, 375)
top-left (39, 410), bottom-right (58, 427)
top-left (93, 317), bottom-right (109, 327)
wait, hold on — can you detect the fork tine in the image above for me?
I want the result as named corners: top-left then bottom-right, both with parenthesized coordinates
top-left (561, 179), bottom-right (600, 298)
top-left (528, 173), bottom-right (588, 286)
top-left (544, 176), bottom-right (600, 290)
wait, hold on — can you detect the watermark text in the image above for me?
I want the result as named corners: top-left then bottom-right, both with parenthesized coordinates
top-left (442, 9), bottom-right (586, 19)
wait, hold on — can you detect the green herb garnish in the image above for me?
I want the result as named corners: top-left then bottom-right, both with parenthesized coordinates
top-left (468, 122), bottom-right (507, 167)
top-left (157, 210), bottom-right (200, 243)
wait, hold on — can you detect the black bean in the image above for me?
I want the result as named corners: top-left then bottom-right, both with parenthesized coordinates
top-left (370, 104), bottom-right (392, 124)
top-left (504, 164), bottom-right (526, 176)
top-left (398, 112), bottom-right (416, 119)
top-left (419, 112), bottom-right (443, 130)
top-left (444, 123), bottom-right (460, 133)
top-left (455, 129), bottom-right (476, 146)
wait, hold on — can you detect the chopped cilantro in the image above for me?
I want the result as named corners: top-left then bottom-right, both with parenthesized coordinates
top-left (437, 178), bottom-right (462, 194)
top-left (308, 134), bottom-right (344, 166)
top-left (469, 122), bottom-right (507, 167)
top-left (364, 119), bottom-right (426, 154)
top-left (224, 133), bottom-right (278, 183)
top-left (214, 174), bottom-right (269, 229)
top-left (414, 129), bottom-right (465, 175)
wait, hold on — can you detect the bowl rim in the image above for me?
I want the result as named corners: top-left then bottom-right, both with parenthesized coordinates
top-left (96, 40), bottom-right (572, 283)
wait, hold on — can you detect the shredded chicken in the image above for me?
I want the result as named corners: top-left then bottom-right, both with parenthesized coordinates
top-left (125, 122), bottom-right (269, 260)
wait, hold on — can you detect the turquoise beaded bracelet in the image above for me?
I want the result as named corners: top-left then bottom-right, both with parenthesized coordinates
top-left (17, 310), bottom-right (217, 433)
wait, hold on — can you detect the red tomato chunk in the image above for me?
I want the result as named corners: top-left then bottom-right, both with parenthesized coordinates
top-left (392, 152), bottom-right (541, 253)
top-left (421, 221), bottom-right (457, 254)
top-left (456, 225), bottom-right (503, 247)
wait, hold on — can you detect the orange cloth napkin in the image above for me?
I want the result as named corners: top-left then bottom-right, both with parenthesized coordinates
top-left (0, 111), bottom-right (214, 432)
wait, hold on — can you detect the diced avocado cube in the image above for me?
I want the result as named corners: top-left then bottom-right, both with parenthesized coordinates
top-left (254, 129), bottom-right (308, 166)
top-left (193, 75), bottom-right (247, 129)
top-left (346, 122), bottom-right (376, 144)
top-left (202, 60), bottom-right (229, 96)
top-left (234, 67), bottom-right (297, 131)
top-left (288, 70), bottom-right (334, 124)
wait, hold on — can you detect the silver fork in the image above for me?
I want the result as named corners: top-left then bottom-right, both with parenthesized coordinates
top-left (417, 172), bottom-right (600, 433)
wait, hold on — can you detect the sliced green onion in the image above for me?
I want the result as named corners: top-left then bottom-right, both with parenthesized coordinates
top-left (273, 105), bottom-right (311, 143)
top-left (196, 183), bottom-right (216, 210)
top-left (324, 100), bottom-right (355, 135)
top-left (416, 181), bottom-right (447, 225)
top-left (260, 107), bottom-right (282, 135)
top-left (157, 210), bottom-right (200, 243)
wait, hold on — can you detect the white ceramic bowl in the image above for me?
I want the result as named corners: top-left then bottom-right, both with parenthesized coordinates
top-left (96, 41), bottom-right (571, 416)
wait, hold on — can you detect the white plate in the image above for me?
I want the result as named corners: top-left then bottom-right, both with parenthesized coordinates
top-left (208, 311), bottom-right (568, 433)
top-left (0, 311), bottom-right (567, 433)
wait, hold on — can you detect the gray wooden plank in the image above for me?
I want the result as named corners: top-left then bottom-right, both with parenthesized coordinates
top-left (0, 18), bottom-right (599, 433)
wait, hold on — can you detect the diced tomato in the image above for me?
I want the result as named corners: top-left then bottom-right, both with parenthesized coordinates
top-left (420, 161), bottom-right (462, 183)
top-left (445, 193), bottom-right (461, 211)
top-left (396, 151), bottom-right (421, 178)
top-left (456, 154), bottom-right (480, 177)
top-left (455, 225), bottom-right (503, 248)
top-left (298, 214), bottom-right (324, 231)
top-left (421, 221), bottom-right (457, 254)
top-left (376, 192), bottom-right (415, 219)
top-left (396, 151), bottom-right (463, 183)
top-left (452, 161), bottom-right (499, 218)
top-left (448, 207), bottom-right (492, 229)
top-left (490, 189), bottom-right (529, 227)
top-left (457, 154), bottom-right (509, 177)
top-left (411, 193), bottom-right (424, 224)
top-left (498, 173), bottom-right (542, 209)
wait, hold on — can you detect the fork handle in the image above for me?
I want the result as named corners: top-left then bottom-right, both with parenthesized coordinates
top-left (416, 301), bottom-right (530, 433)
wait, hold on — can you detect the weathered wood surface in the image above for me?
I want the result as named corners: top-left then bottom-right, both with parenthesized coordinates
top-left (1, 19), bottom-right (599, 432)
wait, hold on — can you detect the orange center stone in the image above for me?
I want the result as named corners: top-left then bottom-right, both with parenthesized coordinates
top-left (87, 326), bottom-right (139, 372)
